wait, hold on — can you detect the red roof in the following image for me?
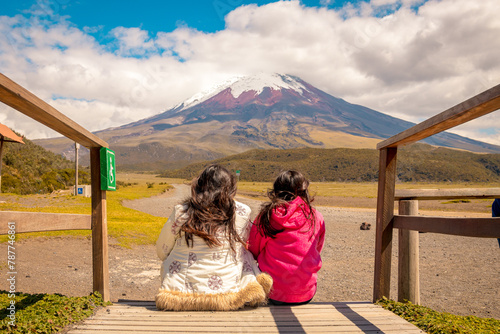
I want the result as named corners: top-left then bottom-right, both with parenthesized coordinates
top-left (0, 123), bottom-right (25, 144)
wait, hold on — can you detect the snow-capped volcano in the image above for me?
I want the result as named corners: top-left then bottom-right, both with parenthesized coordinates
top-left (178, 73), bottom-right (309, 111)
top-left (38, 73), bottom-right (500, 170)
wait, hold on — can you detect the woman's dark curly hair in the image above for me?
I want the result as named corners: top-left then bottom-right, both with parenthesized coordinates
top-left (180, 164), bottom-right (243, 251)
top-left (256, 170), bottom-right (316, 238)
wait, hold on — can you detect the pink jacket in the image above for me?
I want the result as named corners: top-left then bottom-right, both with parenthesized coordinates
top-left (248, 197), bottom-right (325, 303)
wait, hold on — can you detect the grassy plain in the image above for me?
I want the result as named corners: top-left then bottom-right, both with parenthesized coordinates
top-left (0, 173), bottom-right (177, 247)
top-left (239, 180), bottom-right (500, 197)
top-left (237, 180), bottom-right (500, 213)
top-left (1, 174), bottom-right (497, 247)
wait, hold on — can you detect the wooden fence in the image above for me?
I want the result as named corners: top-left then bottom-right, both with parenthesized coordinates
top-left (0, 73), bottom-right (110, 301)
top-left (373, 83), bottom-right (500, 303)
top-left (394, 188), bottom-right (500, 304)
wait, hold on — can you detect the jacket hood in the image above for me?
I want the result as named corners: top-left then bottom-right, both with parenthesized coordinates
top-left (270, 196), bottom-right (311, 229)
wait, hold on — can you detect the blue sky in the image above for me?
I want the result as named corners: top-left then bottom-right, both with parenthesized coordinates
top-left (0, 0), bottom-right (499, 144)
top-left (3, 1), bottom-right (368, 34)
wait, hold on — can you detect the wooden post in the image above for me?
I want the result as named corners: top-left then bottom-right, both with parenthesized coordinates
top-left (91, 147), bottom-right (110, 301)
top-left (373, 147), bottom-right (398, 302)
top-left (398, 200), bottom-right (420, 304)
top-left (0, 139), bottom-right (3, 193)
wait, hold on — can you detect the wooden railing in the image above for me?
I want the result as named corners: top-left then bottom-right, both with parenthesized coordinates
top-left (373, 83), bottom-right (500, 303)
top-left (0, 73), bottom-right (110, 301)
top-left (393, 188), bottom-right (500, 304)
top-left (0, 212), bottom-right (91, 234)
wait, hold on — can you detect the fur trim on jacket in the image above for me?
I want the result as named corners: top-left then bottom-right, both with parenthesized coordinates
top-left (156, 273), bottom-right (272, 311)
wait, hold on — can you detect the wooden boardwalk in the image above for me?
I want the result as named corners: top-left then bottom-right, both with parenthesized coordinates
top-left (67, 300), bottom-right (424, 333)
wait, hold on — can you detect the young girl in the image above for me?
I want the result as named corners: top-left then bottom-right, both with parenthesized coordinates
top-left (248, 170), bottom-right (325, 305)
top-left (155, 164), bottom-right (272, 311)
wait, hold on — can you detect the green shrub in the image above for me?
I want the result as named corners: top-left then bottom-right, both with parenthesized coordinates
top-left (1, 135), bottom-right (90, 194)
top-left (1, 175), bottom-right (22, 193)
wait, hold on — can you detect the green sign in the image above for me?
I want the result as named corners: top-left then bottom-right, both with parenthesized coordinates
top-left (100, 147), bottom-right (116, 191)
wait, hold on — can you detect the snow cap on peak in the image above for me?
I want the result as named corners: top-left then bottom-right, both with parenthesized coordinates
top-left (178, 73), bottom-right (307, 111)
top-left (229, 73), bottom-right (307, 98)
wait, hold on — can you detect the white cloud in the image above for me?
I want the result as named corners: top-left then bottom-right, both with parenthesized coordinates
top-left (110, 27), bottom-right (156, 57)
top-left (0, 0), bottom-right (499, 147)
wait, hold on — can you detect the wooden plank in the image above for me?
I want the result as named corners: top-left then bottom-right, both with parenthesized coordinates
top-left (96, 307), bottom-right (394, 317)
top-left (114, 300), bottom-right (375, 306)
top-left (377, 83), bottom-right (500, 149)
top-left (81, 318), bottom-right (417, 326)
top-left (72, 324), bottom-right (422, 333)
top-left (395, 188), bottom-right (500, 201)
top-left (91, 313), bottom-right (399, 321)
top-left (103, 305), bottom-right (386, 318)
top-left (393, 216), bottom-right (500, 238)
top-left (373, 147), bottom-right (397, 302)
top-left (0, 211), bottom-right (91, 234)
top-left (0, 73), bottom-right (108, 148)
top-left (100, 309), bottom-right (395, 318)
top-left (69, 330), bottom-right (424, 334)
top-left (397, 200), bottom-right (420, 305)
top-left (111, 301), bottom-right (382, 310)
top-left (66, 302), bottom-right (424, 334)
top-left (91, 147), bottom-right (110, 302)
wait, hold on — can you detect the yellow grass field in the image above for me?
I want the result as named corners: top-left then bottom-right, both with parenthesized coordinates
top-left (1, 173), bottom-right (497, 246)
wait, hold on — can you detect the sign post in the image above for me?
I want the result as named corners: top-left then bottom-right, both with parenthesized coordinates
top-left (100, 148), bottom-right (116, 191)
top-left (236, 170), bottom-right (240, 182)
top-left (75, 142), bottom-right (79, 195)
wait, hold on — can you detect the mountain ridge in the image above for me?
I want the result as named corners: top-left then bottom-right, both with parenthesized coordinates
top-left (160, 144), bottom-right (500, 183)
top-left (36, 73), bottom-right (500, 170)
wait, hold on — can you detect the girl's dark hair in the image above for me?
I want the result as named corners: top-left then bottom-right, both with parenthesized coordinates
top-left (256, 170), bottom-right (315, 238)
top-left (180, 164), bottom-right (243, 251)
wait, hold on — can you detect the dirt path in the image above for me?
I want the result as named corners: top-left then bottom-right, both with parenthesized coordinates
top-left (122, 184), bottom-right (264, 220)
top-left (122, 184), bottom-right (191, 218)
top-left (1, 185), bottom-right (498, 320)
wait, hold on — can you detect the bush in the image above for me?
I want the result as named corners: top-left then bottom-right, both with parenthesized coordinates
top-left (1, 175), bottom-right (22, 193)
top-left (1, 135), bottom-right (90, 194)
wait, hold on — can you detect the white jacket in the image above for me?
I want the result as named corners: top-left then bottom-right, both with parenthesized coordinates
top-left (155, 201), bottom-right (272, 311)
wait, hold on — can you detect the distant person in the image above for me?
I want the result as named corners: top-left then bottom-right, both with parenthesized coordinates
top-left (155, 164), bottom-right (272, 311)
top-left (493, 198), bottom-right (500, 247)
top-left (248, 170), bottom-right (325, 305)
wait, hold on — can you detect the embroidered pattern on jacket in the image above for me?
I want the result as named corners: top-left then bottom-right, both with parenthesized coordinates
top-left (171, 218), bottom-right (180, 234)
top-left (243, 261), bottom-right (253, 273)
top-left (208, 275), bottom-right (223, 290)
top-left (188, 252), bottom-right (197, 267)
top-left (236, 203), bottom-right (247, 216)
top-left (169, 261), bottom-right (181, 274)
top-left (162, 243), bottom-right (169, 253)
